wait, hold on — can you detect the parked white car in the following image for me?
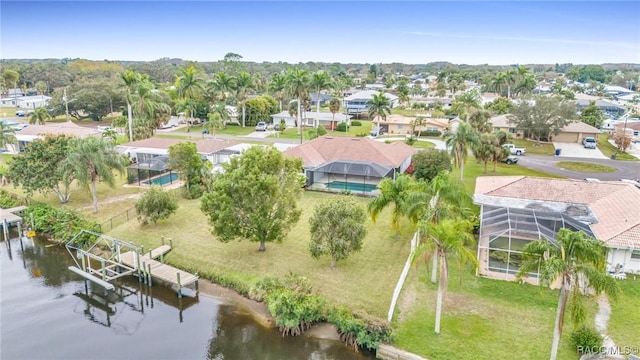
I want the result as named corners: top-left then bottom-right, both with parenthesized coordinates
top-left (503, 143), bottom-right (526, 156)
top-left (583, 137), bottom-right (597, 149)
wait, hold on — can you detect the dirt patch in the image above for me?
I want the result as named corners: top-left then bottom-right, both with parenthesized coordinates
top-left (397, 284), bottom-right (418, 322)
top-left (305, 323), bottom-right (340, 341)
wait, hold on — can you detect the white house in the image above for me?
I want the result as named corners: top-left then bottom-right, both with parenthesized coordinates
top-left (270, 111), bottom-right (351, 129)
top-left (344, 90), bottom-right (399, 116)
top-left (14, 121), bottom-right (100, 153)
top-left (1, 95), bottom-right (51, 109)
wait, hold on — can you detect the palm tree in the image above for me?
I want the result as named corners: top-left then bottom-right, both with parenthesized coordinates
top-left (328, 98), bottom-right (341, 131)
top-left (505, 69), bottom-right (518, 99)
top-left (0, 123), bottom-right (16, 160)
top-left (413, 219), bottom-right (477, 334)
top-left (175, 66), bottom-right (205, 132)
top-left (515, 73), bottom-right (537, 97)
top-left (452, 91), bottom-right (481, 123)
top-left (29, 107), bottom-right (52, 125)
top-left (468, 109), bottom-right (493, 133)
top-left (310, 71), bottom-right (333, 119)
top-left (132, 80), bottom-right (171, 127)
top-left (120, 70), bottom-right (141, 143)
top-left (410, 116), bottom-right (426, 138)
top-left (206, 112), bottom-right (223, 138)
top-left (367, 92), bottom-right (391, 135)
top-left (208, 71), bottom-right (236, 103)
top-left (491, 130), bottom-right (510, 172)
top-left (443, 122), bottom-right (479, 181)
top-left (268, 73), bottom-right (287, 112)
top-left (63, 137), bottom-right (127, 214)
top-left (517, 229), bottom-right (620, 360)
top-left (472, 133), bottom-right (497, 173)
top-left (491, 72), bottom-right (507, 97)
top-left (285, 68), bottom-right (310, 135)
top-left (368, 174), bottom-right (414, 237)
top-left (233, 71), bottom-right (255, 128)
top-left (209, 101), bottom-right (231, 130)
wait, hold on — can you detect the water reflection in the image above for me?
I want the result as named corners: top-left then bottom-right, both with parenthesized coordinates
top-left (2, 236), bottom-right (373, 360)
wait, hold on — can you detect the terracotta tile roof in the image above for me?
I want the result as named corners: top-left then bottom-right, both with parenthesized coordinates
top-left (490, 114), bottom-right (513, 128)
top-left (283, 136), bottom-right (414, 168)
top-left (615, 122), bottom-right (640, 131)
top-left (120, 137), bottom-right (237, 154)
top-left (381, 115), bottom-right (449, 128)
top-left (475, 176), bottom-right (640, 248)
top-left (17, 121), bottom-right (99, 138)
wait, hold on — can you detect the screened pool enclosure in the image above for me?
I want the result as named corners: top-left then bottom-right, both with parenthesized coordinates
top-left (304, 160), bottom-right (397, 195)
top-left (477, 205), bottom-right (595, 283)
top-left (126, 155), bottom-right (178, 187)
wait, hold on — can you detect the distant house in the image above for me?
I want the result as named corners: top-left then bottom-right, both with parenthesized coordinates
top-left (1, 95), bottom-right (51, 109)
top-left (309, 92), bottom-right (332, 107)
top-left (474, 176), bottom-right (640, 282)
top-left (605, 85), bottom-right (635, 96)
top-left (381, 114), bottom-right (449, 136)
top-left (344, 90), bottom-right (399, 116)
top-left (615, 122), bottom-right (640, 143)
top-left (489, 114), bottom-right (523, 137)
top-left (283, 136), bottom-right (414, 195)
top-left (575, 99), bottom-right (625, 116)
top-left (490, 115), bottom-right (600, 143)
top-left (270, 111), bottom-right (350, 129)
top-left (14, 121), bottom-right (100, 153)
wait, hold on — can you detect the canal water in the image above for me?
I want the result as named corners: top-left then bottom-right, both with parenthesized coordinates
top-left (0, 237), bottom-right (373, 360)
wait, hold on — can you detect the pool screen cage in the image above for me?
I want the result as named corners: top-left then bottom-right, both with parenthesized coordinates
top-left (477, 205), bottom-right (595, 281)
top-left (305, 160), bottom-right (395, 195)
top-left (127, 155), bottom-right (173, 186)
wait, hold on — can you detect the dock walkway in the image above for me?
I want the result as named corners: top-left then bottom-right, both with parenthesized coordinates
top-left (119, 245), bottom-right (199, 289)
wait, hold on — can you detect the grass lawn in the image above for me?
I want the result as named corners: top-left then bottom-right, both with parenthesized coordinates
top-left (270, 121), bottom-right (374, 140)
top-left (597, 134), bottom-right (638, 161)
top-left (556, 161), bottom-right (616, 173)
top-left (386, 140), bottom-right (435, 149)
top-left (511, 138), bottom-right (556, 156)
top-left (168, 124), bottom-right (255, 136)
top-left (107, 191), bottom-right (410, 319)
top-left (608, 277), bottom-right (640, 351)
top-left (393, 267), bottom-right (597, 360)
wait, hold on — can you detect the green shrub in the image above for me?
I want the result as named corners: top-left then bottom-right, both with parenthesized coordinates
top-left (350, 120), bottom-right (362, 126)
top-left (405, 137), bottom-right (416, 145)
top-left (0, 190), bottom-right (22, 208)
top-left (571, 326), bottom-right (602, 353)
top-left (355, 132), bottom-right (367, 137)
top-left (336, 122), bottom-right (347, 132)
top-left (316, 125), bottom-right (327, 136)
top-left (328, 306), bottom-right (392, 351)
top-left (422, 130), bottom-right (442, 137)
top-left (25, 202), bottom-right (99, 246)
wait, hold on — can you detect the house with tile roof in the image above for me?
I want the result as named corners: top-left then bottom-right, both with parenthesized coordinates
top-left (474, 176), bottom-right (640, 283)
top-left (14, 121), bottom-right (100, 153)
top-left (489, 115), bottom-right (600, 143)
top-left (283, 135), bottom-right (414, 195)
top-left (380, 114), bottom-right (449, 136)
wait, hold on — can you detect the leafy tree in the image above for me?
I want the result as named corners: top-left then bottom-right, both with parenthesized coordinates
top-left (368, 174), bottom-right (414, 235)
top-left (200, 146), bottom-right (303, 252)
top-left (135, 185), bottom-right (178, 226)
top-left (367, 92), bottom-right (391, 134)
top-left (167, 142), bottom-right (205, 198)
top-left (413, 219), bottom-right (477, 333)
top-left (411, 149), bottom-right (451, 182)
top-left (485, 97), bottom-right (514, 115)
top-left (1, 69), bottom-right (19, 90)
top-left (580, 101), bottom-right (605, 129)
top-left (508, 95), bottom-right (578, 145)
top-left (309, 197), bottom-right (367, 268)
top-left (244, 95), bottom-right (278, 127)
top-left (29, 107), bottom-right (52, 125)
top-left (7, 135), bottom-right (73, 203)
top-left (468, 110), bottom-right (493, 133)
top-left (63, 137), bottom-right (127, 213)
top-left (517, 229), bottom-right (620, 360)
top-left (472, 133), bottom-right (497, 173)
top-left (443, 122), bottom-right (479, 180)
top-left (613, 128), bottom-right (631, 152)
top-left (0, 122), bottom-right (17, 158)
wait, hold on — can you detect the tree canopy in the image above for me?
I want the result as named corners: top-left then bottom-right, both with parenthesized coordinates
top-left (200, 146), bottom-right (303, 251)
top-left (508, 95), bottom-right (578, 144)
top-left (135, 185), bottom-right (178, 226)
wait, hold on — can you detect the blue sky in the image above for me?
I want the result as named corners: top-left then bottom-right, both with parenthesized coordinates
top-left (1, 1), bottom-right (638, 65)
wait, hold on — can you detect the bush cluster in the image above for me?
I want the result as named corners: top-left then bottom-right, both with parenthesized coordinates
top-left (571, 326), bottom-right (603, 353)
top-left (0, 190), bottom-right (22, 208)
top-left (25, 202), bottom-right (99, 246)
top-left (328, 307), bottom-right (392, 351)
top-left (421, 130), bottom-right (442, 137)
top-left (336, 122), bottom-right (348, 132)
top-left (350, 120), bottom-right (362, 126)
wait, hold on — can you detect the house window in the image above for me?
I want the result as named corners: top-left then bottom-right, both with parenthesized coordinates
top-left (426, 127), bottom-right (438, 132)
top-left (509, 128), bottom-right (516, 134)
top-left (633, 131), bottom-right (639, 136)
top-left (632, 250), bottom-right (640, 260)
top-left (398, 125), bottom-right (403, 129)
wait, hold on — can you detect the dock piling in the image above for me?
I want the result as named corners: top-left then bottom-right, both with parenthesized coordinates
top-left (176, 272), bottom-right (182, 298)
top-left (147, 263), bottom-right (153, 287)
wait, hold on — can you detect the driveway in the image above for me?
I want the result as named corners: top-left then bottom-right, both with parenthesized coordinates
top-left (244, 130), bottom-right (275, 138)
top-left (552, 142), bottom-right (608, 159)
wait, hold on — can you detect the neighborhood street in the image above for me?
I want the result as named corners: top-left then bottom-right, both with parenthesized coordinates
top-left (518, 155), bottom-right (640, 181)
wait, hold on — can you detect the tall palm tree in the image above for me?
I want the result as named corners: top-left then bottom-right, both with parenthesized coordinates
top-left (175, 66), bottom-right (205, 132)
top-left (452, 91), bottom-right (481, 123)
top-left (268, 73), bottom-right (287, 112)
top-left (131, 80), bottom-right (171, 136)
top-left (443, 122), bottom-right (479, 181)
top-left (491, 130), bottom-right (510, 172)
top-left (208, 71), bottom-right (236, 103)
top-left (63, 137), bottom-right (127, 214)
top-left (209, 101), bottom-right (231, 130)
top-left (285, 68), bottom-right (310, 135)
top-left (515, 73), bottom-right (537, 97)
top-left (517, 229), bottom-right (620, 360)
top-left (29, 107), bottom-right (52, 125)
top-left (328, 98), bottom-right (341, 131)
top-left (368, 174), bottom-right (414, 236)
top-left (0, 123), bottom-right (16, 159)
top-left (367, 92), bottom-right (391, 135)
top-left (120, 70), bottom-right (141, 143)
top-left (413, 219), bottom-right (477, 334)
top-left (234, 71), bottom-right (255, 128)
top-left (491, 72), bottom-right (507, 97)
top-left (410, 116), bottom-right (426, 138)
top-left (468, 109), bottom-right (493, 133)
top-left (310, 71), bottom-right (333, 119)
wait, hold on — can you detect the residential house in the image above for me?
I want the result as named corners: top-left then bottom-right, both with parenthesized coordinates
top-left (344, 90), bottom-right (399, 116)
top-left (615, 122), bottom-right (640, 143)
top-left (490, 115), bottom-right (600, 143)
top-left (380, 114), bottom-right (449, 136)
top-left (309, 92), bottom-right (332, 108)
top-left (489, 114), bottom-right (523, 138)
top-left (605, 85), bottom-right (635, 96)
top-left (14, 121), bottom-right (100, 153)
top-left (270, 111), bottom-right (350, 130)
top-left (474, 176), bottom-right (640, 283)
top-left (283, 136), bottom-right (414, 195)
top-left (575, 98), bottom-right (626, 117)
top-left (1, 95), bottom-right (51, 109)
top-left (480, 93), bottom-right (500, 106)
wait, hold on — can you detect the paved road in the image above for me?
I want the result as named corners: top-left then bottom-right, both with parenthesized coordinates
top-left (518, 155), bottom-right (640, 181)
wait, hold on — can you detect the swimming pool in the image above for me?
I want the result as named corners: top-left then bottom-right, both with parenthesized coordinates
top-left (143, 172), bottom-right (180, 186)
top-left (326, 181), bottom-right (378, 192)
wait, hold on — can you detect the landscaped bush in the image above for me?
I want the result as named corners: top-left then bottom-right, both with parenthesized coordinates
top-left (336, 122), bottom-right (347, 132)
top-left (356, 132), bottom-right (368, 137)
top-left (422, 130), bottom-right (442, 137)
top-left (350, 120), bottom-right (362, 126)
top-left (0, 189), bottom-right (22, 208)
top-left (328, 306), bottom-right (392, 351)
top-left (25, 202), bottom-right (99, 246)
top-left (571, 326), bottom-right (602, 354)
top-left (316, 125), bottom-right (327, 136)
top-left (405, 136), bottom-right (416, 146)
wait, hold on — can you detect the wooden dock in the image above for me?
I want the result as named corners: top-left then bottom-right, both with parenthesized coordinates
top-left (119, 245), bottom-right (199, 292)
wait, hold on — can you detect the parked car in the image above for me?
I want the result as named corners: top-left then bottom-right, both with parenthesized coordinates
top-left (274, 123), bottom-right (281, 131)
top-left (255, 122), bottom-right (267, 131)
top-left (501, 155), bottom-right (519, 165)
top-left (370, 126), bottom-right (385, 137)
top-left (583, 137), bottom-right (597, 149)
top-left (503, 143), bottom-right (526, 156)
top-left (15, 110), bottom-right (26, 117)
top-left (96, 126), bottom-right (113, 132)
top-left (13, 123), bottom-right (28, 131)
